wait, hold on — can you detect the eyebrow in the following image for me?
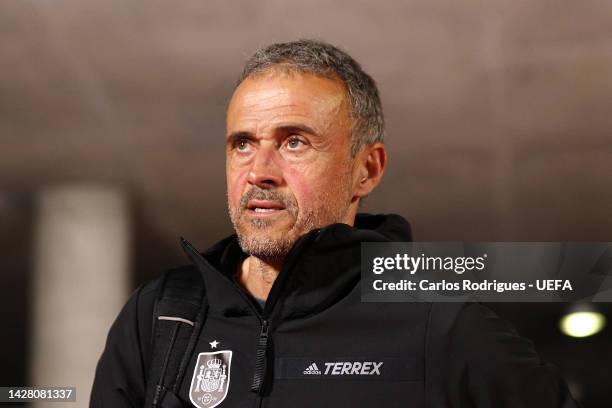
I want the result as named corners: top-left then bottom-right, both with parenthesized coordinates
top-left (275, 123), bottom-right (320, 136)
top-left (226, 123), bottom-right (320, 145)
top-left (226, 131), bottom-right (252, 147)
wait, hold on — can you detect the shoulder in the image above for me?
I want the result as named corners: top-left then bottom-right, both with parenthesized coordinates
top-left (454, 303), bottom-right (539, 361)
top-left (91, 264), bottom-right (199, 407)
top-left (133, 264), bottom-right (201, 355)
top-left (428, 302), bottom-right (538, 361)
top-left (134, 264), bottom-right (201, 316)
top-left (425, 303), bottom-right (577, 407)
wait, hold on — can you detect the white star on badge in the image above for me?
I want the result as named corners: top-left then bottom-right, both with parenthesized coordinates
top-left (209, 340), bottom-right (219, 349)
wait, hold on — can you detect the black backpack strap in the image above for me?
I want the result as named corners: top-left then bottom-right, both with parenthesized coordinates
top-left (144, 258), bottom-right (208, 407)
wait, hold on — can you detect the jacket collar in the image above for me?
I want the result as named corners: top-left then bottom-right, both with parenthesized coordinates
top-left (180, 213), bottom-right (412, 321)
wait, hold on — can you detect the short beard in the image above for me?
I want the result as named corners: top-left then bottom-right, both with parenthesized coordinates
top-left (234, 209), bottom-right (316, 260)
top-left (228, 170), bottom-right (353, 260)
top-left (228, 187), bottom-right (308, 259)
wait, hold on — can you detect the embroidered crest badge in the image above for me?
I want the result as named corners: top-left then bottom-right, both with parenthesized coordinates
top-left (189, 350), bottom-right (232, 408)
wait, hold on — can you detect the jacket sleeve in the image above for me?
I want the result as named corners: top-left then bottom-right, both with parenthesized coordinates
top-left (90, 281), bottom-right (157, 408)
top-left (450, 303), bottom-right (580, 408)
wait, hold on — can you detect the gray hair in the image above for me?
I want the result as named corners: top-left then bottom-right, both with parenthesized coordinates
top-left (237, 39), bottom-right (385, 156)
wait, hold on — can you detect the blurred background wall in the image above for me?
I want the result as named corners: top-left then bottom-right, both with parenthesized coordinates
top-left (0, 0), bottom-right (611, 406)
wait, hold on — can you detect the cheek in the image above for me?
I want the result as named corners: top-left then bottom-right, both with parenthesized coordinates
top-left (294, 160), bottom-right (352, 206)
top-left (283, 166), bottom-right (319, 210)
top-left (226, 166), bottom-right (249, 208)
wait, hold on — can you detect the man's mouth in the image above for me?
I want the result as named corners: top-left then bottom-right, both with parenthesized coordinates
top-left (253, 208), bottom-right (278, 213)
top-left (246, 199), bottom-right (286, 215)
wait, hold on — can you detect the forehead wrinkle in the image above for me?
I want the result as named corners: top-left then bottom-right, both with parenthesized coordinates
top-left (236, 80), bottom-right (345, 116)
top-left (232, 97), bottom-right (341, 136)
top-left (227, 75), bottom-right (350, 141)
top-left (235, 115), bottom-right (325, 140)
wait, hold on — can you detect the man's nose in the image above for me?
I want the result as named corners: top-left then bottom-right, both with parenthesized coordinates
top-left (246, 145), bottom-right (284, 188)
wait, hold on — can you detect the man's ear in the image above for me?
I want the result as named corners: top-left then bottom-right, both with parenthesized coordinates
top-left (353, 143), bottom-right (387, 198)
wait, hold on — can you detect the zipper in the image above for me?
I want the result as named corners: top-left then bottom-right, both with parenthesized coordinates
top-left (251, 319), bottom-right (269, 394)
top-left (230, 281), bottom-right (270, 395)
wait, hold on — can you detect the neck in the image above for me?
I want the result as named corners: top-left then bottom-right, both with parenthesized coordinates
top-left (236, 255), bottom-right (284, 300)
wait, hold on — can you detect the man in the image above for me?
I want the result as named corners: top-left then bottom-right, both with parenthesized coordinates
top-left (91, 40), bottom-right (578, 407)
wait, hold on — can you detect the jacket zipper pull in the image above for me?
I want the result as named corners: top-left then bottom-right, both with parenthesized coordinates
top-left (250, 319), bottom-right (269, 395)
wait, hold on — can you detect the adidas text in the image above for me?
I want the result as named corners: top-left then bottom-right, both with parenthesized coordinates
top-left (303, 363), bottom-right (321, 375)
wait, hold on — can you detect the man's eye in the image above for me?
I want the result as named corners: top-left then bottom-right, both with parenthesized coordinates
top-left (235, 139), bottom-right (251, 152)
top-left (286, 137), bottom-right (305, 151)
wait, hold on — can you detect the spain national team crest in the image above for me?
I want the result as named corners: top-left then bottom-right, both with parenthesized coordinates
top-left (189, 350), bottom-right (232, 408)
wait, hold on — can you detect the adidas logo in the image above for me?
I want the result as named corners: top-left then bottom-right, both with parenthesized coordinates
top-left (302, 363), bottom-right (321, 375)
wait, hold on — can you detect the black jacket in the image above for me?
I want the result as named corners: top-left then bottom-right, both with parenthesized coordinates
top-left (91, 213), bottom-right (578, 407)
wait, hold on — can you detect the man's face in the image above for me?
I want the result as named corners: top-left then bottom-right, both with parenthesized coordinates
top-left (226, 71), bottom-right (357, 258)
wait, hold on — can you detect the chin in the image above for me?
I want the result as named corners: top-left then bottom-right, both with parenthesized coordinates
top-left (237, 233), bottom-right (296, 258)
